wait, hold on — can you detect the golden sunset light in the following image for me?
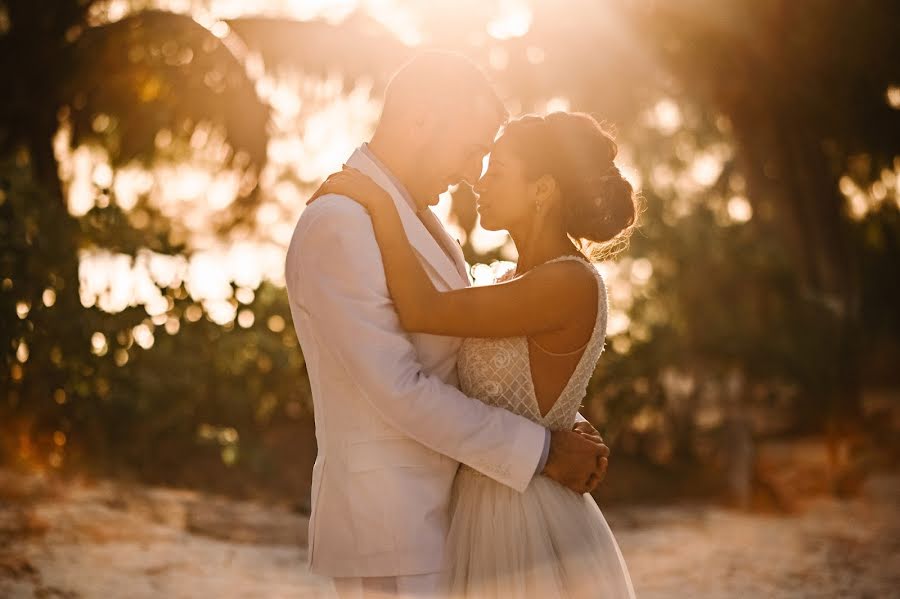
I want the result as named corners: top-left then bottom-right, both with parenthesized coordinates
top-left (2, 1), bottom-right (899, 597)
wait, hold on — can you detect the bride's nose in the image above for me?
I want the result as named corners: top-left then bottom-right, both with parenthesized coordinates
top-left (473, 177), bottom-right (487, 196)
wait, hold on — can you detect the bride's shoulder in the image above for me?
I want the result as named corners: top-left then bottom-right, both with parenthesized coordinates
top-left (536, 257), bottom-right (604, 306)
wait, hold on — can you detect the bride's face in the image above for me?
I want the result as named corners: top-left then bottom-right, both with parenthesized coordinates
top-left (473, 137), bottom-right (536, 232)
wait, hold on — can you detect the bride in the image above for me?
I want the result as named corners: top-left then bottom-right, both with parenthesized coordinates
top-left (311, 111), bottom-right (637, 598)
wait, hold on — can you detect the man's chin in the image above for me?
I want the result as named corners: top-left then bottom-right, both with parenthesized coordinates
top-left (478, 217), bottom-right (499, 231)
top-left (420, 189), bottom-right (444, 208)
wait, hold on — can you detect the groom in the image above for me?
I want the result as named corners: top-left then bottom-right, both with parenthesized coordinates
top-left (285, 51), bottom-right (610, 598)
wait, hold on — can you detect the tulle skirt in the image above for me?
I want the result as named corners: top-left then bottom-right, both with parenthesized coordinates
top-left (440, 465), bottom-right (636, 599)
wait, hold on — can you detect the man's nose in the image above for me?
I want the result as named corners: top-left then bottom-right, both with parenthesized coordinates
top-left (459, 160), bottom-right (484, 188)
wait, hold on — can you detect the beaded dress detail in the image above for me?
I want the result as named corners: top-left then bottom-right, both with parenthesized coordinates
top-left (441, 255), bottom-right (636, 599)
top-left (457, 255), bottom-right (608, 431)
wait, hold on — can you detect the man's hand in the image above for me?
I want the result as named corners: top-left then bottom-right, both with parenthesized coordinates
top-left (542, 427), bottom-right (610, 495)
top-left (573, 419), bottom-right (603, 445)
top-left (573, 420), bottom-right (609, 492)
top-left (306, 165), bottom-right (392, 211)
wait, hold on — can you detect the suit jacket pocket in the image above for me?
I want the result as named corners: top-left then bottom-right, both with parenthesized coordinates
top-left (345, 437), bottom-right (446, 555)
top-left (347, 436), bottom-right (445, 472)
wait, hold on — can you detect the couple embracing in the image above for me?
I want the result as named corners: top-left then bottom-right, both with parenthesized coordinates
top-left (285, 51), bottom-right (637, 599)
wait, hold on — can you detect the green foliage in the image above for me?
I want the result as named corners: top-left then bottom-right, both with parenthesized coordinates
top-left (1, 164), bottom-right (311, 496)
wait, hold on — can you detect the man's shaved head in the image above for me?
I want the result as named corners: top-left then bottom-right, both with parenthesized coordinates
top-left (371, 51), bottom-right (509, 208)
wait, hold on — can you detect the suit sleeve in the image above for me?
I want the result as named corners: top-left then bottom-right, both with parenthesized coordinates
top-left (288, 197), bottom-right (546, 493)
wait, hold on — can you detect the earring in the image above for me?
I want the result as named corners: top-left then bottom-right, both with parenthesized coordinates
top-left (535, 200), bottom-right (542, 212)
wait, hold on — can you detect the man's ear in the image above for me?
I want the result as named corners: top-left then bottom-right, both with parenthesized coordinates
top-left (408, 104), bottom-right (432, 133)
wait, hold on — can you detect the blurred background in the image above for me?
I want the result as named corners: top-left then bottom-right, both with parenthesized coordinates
top-left (1, 0), bottom-right (900, 595)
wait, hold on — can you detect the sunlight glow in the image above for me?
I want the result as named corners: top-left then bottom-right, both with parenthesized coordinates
top-left (90, 0), bottom-right (357, 27)
top-left (647, 99), bottom-right (682, 135)
top-left (595, 258), bottom-right (656, 346)
top-left (238, 309), bottom-right (255, 328)
top-left (631, 258), bottom-right (653, 284)
top-left (258, 72), bottom-right (379, 185)
top-left (366, 0), bottom-right (423, 46)
top-left (63, 0), bottom-right (681, 340)
top-left (64, 145), bottom-right (112, 216)
top-left (57, 114), bottom-right (246, 238)
top-left (210, 20), bottom-right (231, 38)
top-left (615, 145), bottom-right (643, 192)
top-left (43, 288), bottom-right (57, 308)
top-left (88, 0), bottom-right (433, 46)
top-left (297, 82), bottom-right (380, 181)
top-left (113, 166), bottom-right (154, 211)
top-left (16, 301), bottom-right (30, 320)
top-left (651, 165), bottom-right (674, 191)
top-left (187, 252), bottom-right (233, 302)
top-left (93, 0), bottom-right (129, 24)
top-left (91, 332), bottom-right (108, 356)
top-left (133, 323), bottom-right (155, 349)
top-left (607, 308), bottom-right (631, 337)
top-left (16, 340), bottom-right (29, 363)
top-left (470, 261), bottom-right (516, 287)
top-left (434, 189), bottom-right (468, 247)
top-left (165, 316), bottom-right (181, 335)
top-left (284, 0), bottom-right (357, 22)
top-left (487, 0), bottom-right (532, 40)
top-left (205, 299), bottom-right (237, 325)
top-left (690, 152), bottom-right (724, 187)
top-left (235, 287), bottom-right (255, 304)
top-left (114, 348), bottom-right (129, 366)
top-left (887, 85), bottom-right (900, 110)
top-left (541, 96), bottom-right (571, 114)
top-left (267, 314), bottom-right (286, 332)
top-left (158, 165), bottom-right (213, 203)
top-left (469, 216), bottom-right (510, 255)
top-left (78, 240), bottom-right (287, 320)
top-left (838, 169), bottom-right (900, 219)
top-left (726, 195), bottom-right (753, 223)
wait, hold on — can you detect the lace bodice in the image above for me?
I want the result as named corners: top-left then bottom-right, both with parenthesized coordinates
top-left (457, 255), bottom-right (609, 432)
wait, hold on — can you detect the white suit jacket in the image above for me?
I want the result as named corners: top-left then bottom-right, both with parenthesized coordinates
top-left (284, 146), bottom-right (547, 578)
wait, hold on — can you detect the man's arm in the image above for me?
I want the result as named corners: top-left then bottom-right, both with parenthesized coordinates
top-left (289, 197), bottom-right (546, 492)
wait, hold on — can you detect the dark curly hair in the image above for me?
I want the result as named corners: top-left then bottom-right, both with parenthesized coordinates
top-left (499, 112), bottom-right (639, 258)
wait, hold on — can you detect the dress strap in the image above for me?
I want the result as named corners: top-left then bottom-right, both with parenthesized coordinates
top-left (526, 253), bottom-right (601, 357)
top-left (539, 253), bottom-right (596, 270)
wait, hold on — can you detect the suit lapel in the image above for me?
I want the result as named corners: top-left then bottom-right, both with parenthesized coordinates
top-left (345, 148), bottom-right (467, 290)
top-left (425, 210), bottom-right (470, 285)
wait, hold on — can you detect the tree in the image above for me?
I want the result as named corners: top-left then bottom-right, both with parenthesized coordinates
top-left (624, 0), bottom-right (900, 457)
top-left (0, 1), bottom-right (272, 482)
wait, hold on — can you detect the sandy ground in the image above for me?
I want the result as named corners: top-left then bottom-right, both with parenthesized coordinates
top-left (1, 468), bottom-right (898, 599)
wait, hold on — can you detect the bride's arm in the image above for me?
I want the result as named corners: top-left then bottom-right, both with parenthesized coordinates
top-left (310, 168), bottom-right (595, 339)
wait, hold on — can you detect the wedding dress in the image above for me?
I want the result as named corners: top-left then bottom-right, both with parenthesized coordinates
top-left (442, 255), bottom-right (637, 598)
